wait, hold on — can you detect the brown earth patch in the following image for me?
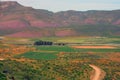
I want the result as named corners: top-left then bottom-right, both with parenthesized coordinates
top-left (10, 58), bottom-right (36, 63)
top-left (108, 53), bottom-right (120, 62)
top-left (71, 45), bottom-right (116, 49)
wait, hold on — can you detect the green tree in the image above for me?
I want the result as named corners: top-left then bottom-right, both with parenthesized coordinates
top-left (0, 73), bottom-right (7, 80)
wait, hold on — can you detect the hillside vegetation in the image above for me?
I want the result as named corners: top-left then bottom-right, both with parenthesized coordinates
top-left (0, 1), bottom-right (120, 37)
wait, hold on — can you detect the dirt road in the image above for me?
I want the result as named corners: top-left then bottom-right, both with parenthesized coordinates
top-left (89, 64), bottom-right (106, 80)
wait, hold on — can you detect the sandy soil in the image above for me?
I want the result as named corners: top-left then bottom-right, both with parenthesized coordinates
top-left (71, 45), bottom-right (116, 49)
top-left (0, 58), bottom-right (4, 60)
top-left (89, 64), bottom-right (106, 80)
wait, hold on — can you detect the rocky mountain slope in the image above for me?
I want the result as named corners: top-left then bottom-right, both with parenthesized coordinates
top-left (0, 1), bottom-right (120, 37)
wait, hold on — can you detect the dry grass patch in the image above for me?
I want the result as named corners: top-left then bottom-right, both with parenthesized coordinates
top-left (71, 45), bottom-right (116, 49)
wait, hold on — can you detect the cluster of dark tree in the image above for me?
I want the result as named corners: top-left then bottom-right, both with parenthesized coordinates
top-left (34, 40), bottom-right (53, 45)
top-left (54, 43), bottom-right (66, 46)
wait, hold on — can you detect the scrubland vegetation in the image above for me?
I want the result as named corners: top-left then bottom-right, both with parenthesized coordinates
top-left (0, 37), bottom-right (120, 80)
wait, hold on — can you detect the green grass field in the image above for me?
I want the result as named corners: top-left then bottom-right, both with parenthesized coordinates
top-left (36, 46), bottom-right (120, 53)
top-left (34, 37), bottom-right (120, 44)
top-left (15, 45), bottom-right (120, 60)
top-left (15, 51), bottom-right (58, 60)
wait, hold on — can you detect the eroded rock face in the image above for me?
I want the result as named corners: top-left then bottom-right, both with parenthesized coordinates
top-left (0, 1), bottom-right (120, 37)
top-left (0, 1), bottom-right (120, 26)
top-left (0, 1), bottom-right (22, 9)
